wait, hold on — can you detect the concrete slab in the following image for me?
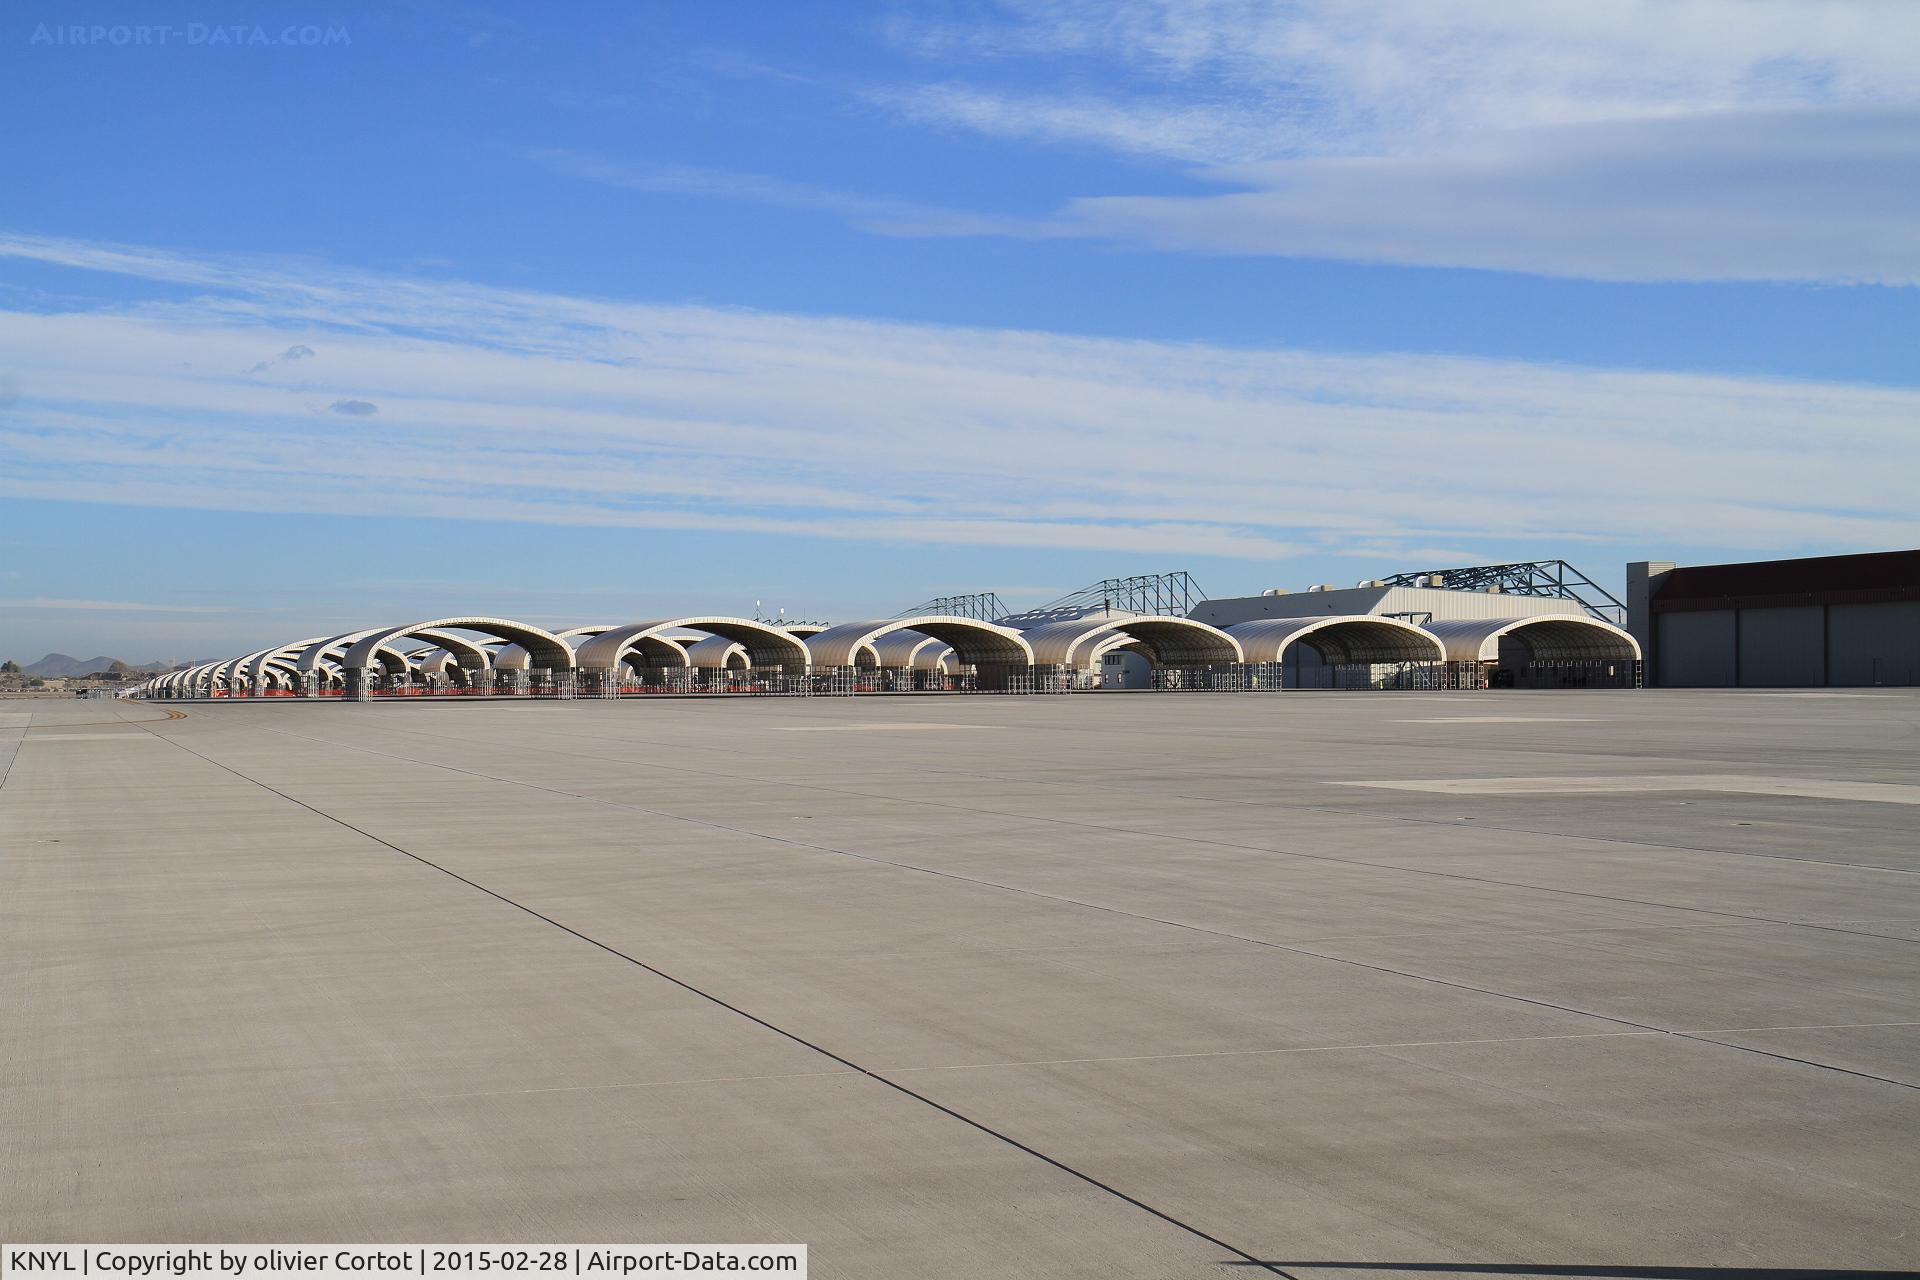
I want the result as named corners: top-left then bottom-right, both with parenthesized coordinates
top-left (3, 691), bottom-right (1918, 1276)
top-left (896, 1034), bottom-right (1920, 1271)
top-left (1337, 773), bottom-right (1920, 804)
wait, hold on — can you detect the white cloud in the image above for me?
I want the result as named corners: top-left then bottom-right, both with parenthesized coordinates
top-left (1053, 108), bottom-right (1920, 284)
top-left (865, 0), bottom-right (1920, 282)
top-left (0, 598), bottom-right (231, 613)
top-left (1, 232), bottom-right (1916, 563)
top-left (885, 0), bottom-right (1920, 154)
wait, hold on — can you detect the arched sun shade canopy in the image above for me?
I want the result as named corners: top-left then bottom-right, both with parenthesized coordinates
top-left (806, 616), bottom-right (1034, 669)
top-left (407, 628), bottom-right (494, 670)
top-left (410, 648), bottom-right (459, 677)
top-left (1425, 616), bottom-right (1642, 664)
top-left (575, 618), bottom-right (810, 672)
top-left (548, 631), bottom-right (688, 671)
top-left (684, 635), bottom-right (750, 670)
top-left (488, 625), bottom-right (620, 672)
top-left (344, 618), bottom-right (576, 672)
top-left (240, 653), bottom-right (302, 689)
top-left (1229, 616), bottom-right (1446, 665)
top-left (178, 661), bottom-right (220, 691)
top-left (218, 652), bottom-right (265, 688)
top-left (249, 637), bottom-right (333, 688)
top-left (1020, 614), bottom-right (1243, 669)
top-left (784, 624), bottom-right (827, 640)
top-left (294, 632), bottom-right (416, 676)
top-left (871, 631), bottom-right (958, 671)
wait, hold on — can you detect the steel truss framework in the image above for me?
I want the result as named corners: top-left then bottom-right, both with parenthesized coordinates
top-left (1035, 571), bottom-right (1207, 619)
top-left (1378, 561), bottom-right (1628, 624)
top-left (895, 592), bottom-right (1011, 622)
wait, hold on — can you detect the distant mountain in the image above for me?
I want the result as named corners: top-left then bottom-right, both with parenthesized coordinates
top-left (15, 654), bottom-right (172, 678)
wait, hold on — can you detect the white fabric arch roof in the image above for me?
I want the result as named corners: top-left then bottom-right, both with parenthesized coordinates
top-left (343, 618), bottom-right (575, 671)
top-left (1228, 616), bottom-right (1445, 665)
top-left (869, 631), bottom-right (956, 671)
top-left (1424, 617), bottom-right (1642, 664)
top-left (408, 628), bottom-right (494, 670)
top-left (249, 637), bottom-right (334, 688)
top-left (684, 635), bottom-right (750, 670)
top-left (573, 618), bottom-right (807, 671)
top-left (294, 631), bottom-right (416, 675)
top-left (805, 616), bottom-right (1034, 669)
top-left (1020, 614), bottom-right (1242, 669)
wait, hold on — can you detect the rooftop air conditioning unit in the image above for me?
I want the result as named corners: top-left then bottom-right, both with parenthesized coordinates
top-left (1487, 585), bottom-right (1503, 593)
top-left (1260, 588), bottom-right (1289, 597)
top-left (1307, 584), bottom-right (1330, 592)
top-left (1428, 575), bottom-right (1445, 588)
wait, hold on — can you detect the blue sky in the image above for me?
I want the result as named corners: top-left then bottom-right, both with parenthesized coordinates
top-left (2, 0), bottom-right (1916, 661)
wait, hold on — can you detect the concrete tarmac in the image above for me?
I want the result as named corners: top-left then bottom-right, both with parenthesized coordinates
top-left (3, 690), bottom-right (1917, 1278)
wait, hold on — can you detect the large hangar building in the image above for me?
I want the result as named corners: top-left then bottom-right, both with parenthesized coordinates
top-left (1629, 548), bottom-right (1920, 687)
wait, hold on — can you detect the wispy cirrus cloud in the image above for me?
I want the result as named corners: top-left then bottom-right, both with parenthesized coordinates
top-left (1, 231), bottom-right (1915, 565)
top-left (850, 0), bottom-right (1920, 283)
top-left (527, 149), bottom-right (1043, 238)
top-left (0, 597), bottom-right (232, 613)
top-left (879, 0), bottom-right (1920, 156)
top-left (1042, 106), bottom-right (1920, 284)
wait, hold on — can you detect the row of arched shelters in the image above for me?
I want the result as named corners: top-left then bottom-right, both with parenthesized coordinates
top-left (129, 610), bottom-right (1641, 700)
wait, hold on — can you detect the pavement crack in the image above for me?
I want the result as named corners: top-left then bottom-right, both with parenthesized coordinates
top-left (123, 716), bottom-right (1303, 1278)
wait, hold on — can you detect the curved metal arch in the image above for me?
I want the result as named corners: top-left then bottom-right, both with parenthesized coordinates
top-left (239, 656), bottom-right (296, 692)
top-left (260, 658), bottom-right (302, 690)
top-left (684, 635), bottom-right (750, 671)
top-left (294, 633), bottom-right (367, 674)
top-left (575, 618), bottom-right (808, 672)
top-left (293, 632), bottom-right (415, 676)
top-left (214, 652), bottom-right (260, 691)
top-left (571, 624), bottom-right (689, 671)
top-left (410, 648), bottom-right (459, 677)
top-left (249, 637), bottom-right (333, 689)
top-left (235, 650), bottom-right (305, 693)
top-left (536, 626), bottom-right (689, 672)
top-left (343, 618), bottom-right (575, 672)
top-left (1424, 616), bottom-right (1641, 664)
top-left (182, 660), bottom-right (226, 694)
top-left (408, 628), bottom-right (494, 670)
top-left (489, 626), bottom-right (616, 673)
top-left (805, 616), bottom-right (1032, 669)
top-left (869, 631), bottom-right (953, 671)
top-left (1020, 614), bottom-right (1242, 669)
top-left (1228, 616), bottom-right (1446, 665)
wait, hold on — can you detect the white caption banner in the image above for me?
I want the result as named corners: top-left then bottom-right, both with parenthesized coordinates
top-left (2, 1248), bottom-right (804, 1280)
